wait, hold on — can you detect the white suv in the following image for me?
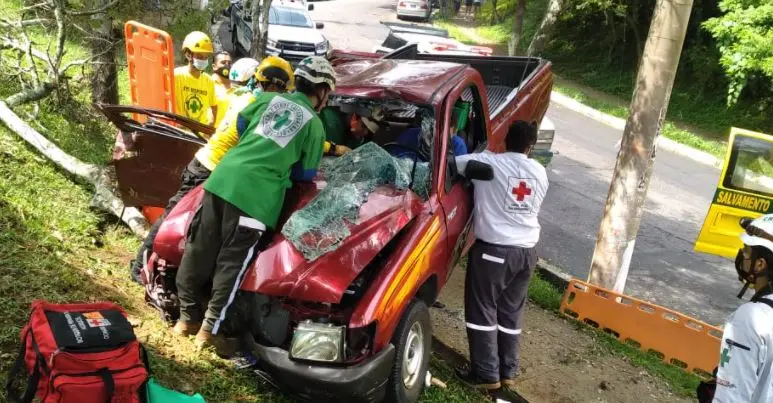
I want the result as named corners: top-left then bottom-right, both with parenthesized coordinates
top-left (230, 0), bottom-right (330, 64)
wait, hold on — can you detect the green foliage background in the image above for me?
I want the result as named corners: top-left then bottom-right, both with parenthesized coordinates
top-left (464, 0), bottom-right (772, 140)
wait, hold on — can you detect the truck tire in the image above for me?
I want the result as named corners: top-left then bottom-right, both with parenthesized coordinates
top-left (386, 299), bottom-right (431, 403)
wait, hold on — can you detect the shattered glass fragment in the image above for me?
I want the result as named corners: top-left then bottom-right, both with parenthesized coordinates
top-left (282, 142), bottom-right (430, 261)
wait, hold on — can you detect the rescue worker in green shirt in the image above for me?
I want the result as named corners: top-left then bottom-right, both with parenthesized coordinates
top-left (172, 56), bottom-right (337, 356)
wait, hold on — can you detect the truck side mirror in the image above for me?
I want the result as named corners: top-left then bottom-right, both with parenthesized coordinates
top-left (463, 160), bottom-right (493, 181)
top-left (316, 22), bottom-right (324, 29)
top-left (308, 4), bottom-right (314, 10)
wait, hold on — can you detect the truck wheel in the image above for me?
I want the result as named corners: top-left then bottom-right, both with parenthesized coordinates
top-left (386, 299), bottom-right (431, 403)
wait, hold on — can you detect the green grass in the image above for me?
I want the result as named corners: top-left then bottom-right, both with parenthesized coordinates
top-left (527, 272), bottom-right (563, 311)
top-left (421, 355), bottom-right (490, 402)
top-left (0, 125), bottom-right (293, 401)
top-left (526, 273), bottom-right (701, 398)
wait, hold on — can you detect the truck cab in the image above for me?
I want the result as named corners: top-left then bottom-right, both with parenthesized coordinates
top-left (102, 50), bottom-right (552, 402)
top-left (230, 0), bottom-right (330, 63)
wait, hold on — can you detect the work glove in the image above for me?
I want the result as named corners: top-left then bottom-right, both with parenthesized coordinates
top-left (334, 144), bottom-right (352, 156)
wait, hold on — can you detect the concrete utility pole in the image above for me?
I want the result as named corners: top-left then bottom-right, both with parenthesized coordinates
top-left (588, 0), bottom-right (694, 292)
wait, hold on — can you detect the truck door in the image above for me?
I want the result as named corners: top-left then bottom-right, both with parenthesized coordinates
top-left (695, 128), bottom-right (773, 258)
top-left (98, 105), bottom-right (212, 214)
top-left (440, 83), bottom-right (488, 277)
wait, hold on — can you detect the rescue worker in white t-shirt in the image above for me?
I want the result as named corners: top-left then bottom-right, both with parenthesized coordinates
top-left (453, 120), bottom-right (549, 393)
top-left (712, 214), bottom-right (773, 403)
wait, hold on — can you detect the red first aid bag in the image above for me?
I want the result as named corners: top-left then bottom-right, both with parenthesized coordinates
top-left (5, 300), bottom-right (150, 403)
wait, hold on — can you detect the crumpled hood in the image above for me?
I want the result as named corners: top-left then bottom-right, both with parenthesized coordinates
top-left (240, 180), bottom-right (423, 303)
top-left (155, 180), bottom-right (423, 304)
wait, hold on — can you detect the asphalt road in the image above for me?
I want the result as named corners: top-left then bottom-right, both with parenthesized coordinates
top-left (220, 0), bottom-right (739, 324)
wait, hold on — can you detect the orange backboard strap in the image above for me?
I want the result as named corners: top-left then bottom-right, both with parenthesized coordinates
top-left (124, 21), bottom-right (176, 122)
top-left (560, 279), bottom-right (722, 376)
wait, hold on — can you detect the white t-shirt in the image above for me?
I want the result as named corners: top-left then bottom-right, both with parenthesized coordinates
top-left (456, 151), bottom-right (548, 248)
top-left (714, 295), bottom-right (773, 403)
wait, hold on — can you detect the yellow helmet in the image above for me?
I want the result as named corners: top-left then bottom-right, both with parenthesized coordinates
top-left (255, 56), bottom-right (295, 92)
top-left (182, 31), bottom-right (213, 54)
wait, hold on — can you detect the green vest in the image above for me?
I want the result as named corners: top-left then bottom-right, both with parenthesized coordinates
top-left (204, 92), bottom-right (325, 228)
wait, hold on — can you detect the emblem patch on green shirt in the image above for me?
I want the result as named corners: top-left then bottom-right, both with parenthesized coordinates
top-left (257, 96), bottom-right (312, 148)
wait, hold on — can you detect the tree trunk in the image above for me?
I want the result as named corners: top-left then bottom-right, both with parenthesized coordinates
top-left (508, 0), bottom-right (526, 56)
top-left (250, 0), bottom-right (272, 59)
top-left (90, 0), bottom-right (118, 105)
top-left (527, 0), bottom-right (564, 56)
top-left (490, 0), bottom-right (499, 24)
top-left (588, 0), bottom-right (694, 291)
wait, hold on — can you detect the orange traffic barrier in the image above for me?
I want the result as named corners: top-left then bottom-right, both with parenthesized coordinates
top-left (124, 21), bottom-right (175, 122)
top-left (560, 279), bottom-right (722, 376)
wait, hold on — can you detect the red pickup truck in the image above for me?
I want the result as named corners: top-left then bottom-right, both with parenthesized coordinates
top-left (102, 47), bottom-right (552, 402)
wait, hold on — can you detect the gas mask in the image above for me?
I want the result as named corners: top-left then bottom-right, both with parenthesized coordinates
top-left (192, 58), bottom-right (209, 71)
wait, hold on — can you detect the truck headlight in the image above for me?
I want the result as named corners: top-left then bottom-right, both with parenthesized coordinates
top-left (290, 321), bottom-right (345, 363)
top-left (315, 40), bottom-right (329, 55)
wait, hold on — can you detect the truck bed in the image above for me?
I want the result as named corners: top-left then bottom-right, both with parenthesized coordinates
top-left (384, 48), bottom-right (545, 117)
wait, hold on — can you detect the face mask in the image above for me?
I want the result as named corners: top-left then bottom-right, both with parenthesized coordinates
top-left (192, 58), bottom-right (209, 71)
top-left (735, 248), bottom-right (757, 298)
top-left (215, 67), bottom-right (229, 77)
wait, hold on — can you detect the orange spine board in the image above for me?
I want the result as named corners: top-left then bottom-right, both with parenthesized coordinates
top-left (124, 21), bottom-right (176, 122)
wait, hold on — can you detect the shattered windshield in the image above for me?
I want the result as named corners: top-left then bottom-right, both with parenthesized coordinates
top-left (282, 99), bottom-right (435, 261)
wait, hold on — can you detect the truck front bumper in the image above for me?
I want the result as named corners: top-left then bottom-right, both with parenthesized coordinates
top-left (251, 342), bottom-right (396, 402)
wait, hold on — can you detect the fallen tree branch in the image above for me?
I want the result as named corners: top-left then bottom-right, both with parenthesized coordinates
top-left (0, 100), bottom-right (149, 237)
top-left (21, 2), bottom-right (50, 12)
top-left (5, 83), bottom-right (56, 108)
top-left (50, 0), bottom-right (66, 78)
top-left (0, 18), bottom-right (50, 28)
top-left (0, 37), bottom-right (50, 62)
top-left (18, 19), bottom-right (42, 87)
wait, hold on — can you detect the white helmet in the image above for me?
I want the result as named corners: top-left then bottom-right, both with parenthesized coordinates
top-left (741, 214), bottom-right (773, 253)
top-left (294, 56), bottom-right (337, 91)
top-left (229, 58), bottom-right (260, 84)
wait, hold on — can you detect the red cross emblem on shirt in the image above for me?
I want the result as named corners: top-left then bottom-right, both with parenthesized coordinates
top-left (512, 181), bottom-right (532, 201)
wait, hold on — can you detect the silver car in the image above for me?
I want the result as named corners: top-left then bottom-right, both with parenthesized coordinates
top-left (396, 0), bottom-right (431, 21)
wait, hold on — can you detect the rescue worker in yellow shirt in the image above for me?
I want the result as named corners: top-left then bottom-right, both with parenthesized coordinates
top-left (129, 56), bottom-right (295, 282)
top-left (210, 50), bottom-right (233, 127)
top-left (174, 31), bottom-right (218, 125)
